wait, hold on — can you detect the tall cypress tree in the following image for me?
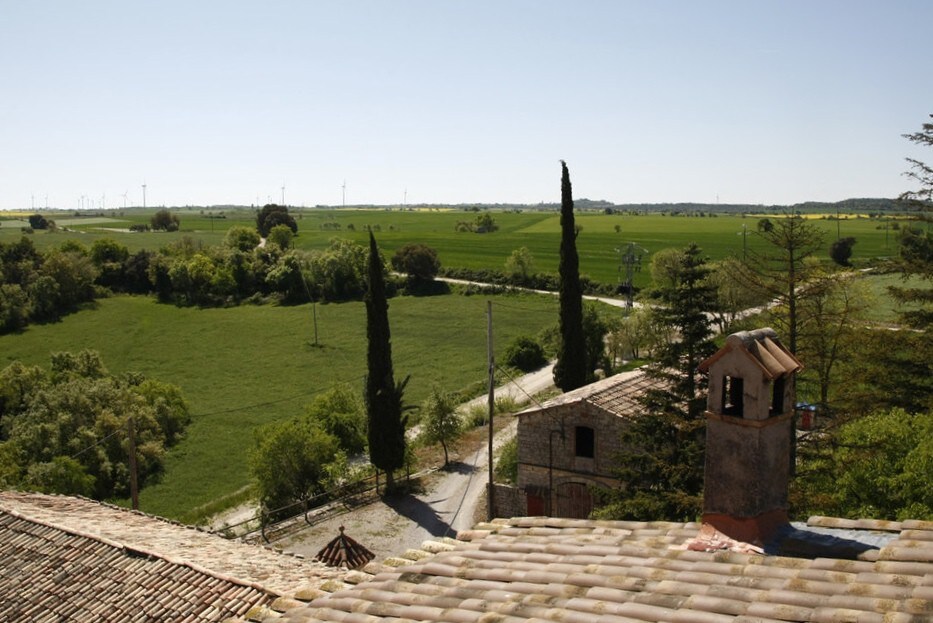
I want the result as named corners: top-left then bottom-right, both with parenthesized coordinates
top-left (365, 232), bottom-right (406, 491)
top-left (553, 160), bottom-right (588, 391)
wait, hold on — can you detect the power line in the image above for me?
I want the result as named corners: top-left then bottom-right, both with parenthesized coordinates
top-left (70, 428), bottom-right (125, 459)
top-left (495, 364), bottom-right (550, 412)
top-left (490, 300), bottom-right (559, 315)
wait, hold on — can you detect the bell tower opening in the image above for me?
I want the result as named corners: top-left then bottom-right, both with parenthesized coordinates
top-left (722, 376), bottom-right (744, 417)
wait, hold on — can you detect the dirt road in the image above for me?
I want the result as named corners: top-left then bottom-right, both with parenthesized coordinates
top-left (273, 365), bottom-right (554, 561)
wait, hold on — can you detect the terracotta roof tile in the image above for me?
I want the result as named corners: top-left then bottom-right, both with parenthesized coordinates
top-left (0, 511), bottom-right (271, 622)
top-left (516, 370), bottom-right (662, 422)
top-left (260, 516), bottom-right (933, 623)
top-left (0, 491), bottom-right (346, 596)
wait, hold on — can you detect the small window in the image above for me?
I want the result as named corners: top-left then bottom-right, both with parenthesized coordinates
top-left (575, 426), bottom-right (595, 458)
top-left (723, 376), bottom-right (744, 417)
top-left (771, 377), bottom-right (786, 415)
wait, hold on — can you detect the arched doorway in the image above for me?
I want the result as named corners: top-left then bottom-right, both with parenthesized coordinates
top-left (555, 482), bottom-right (593, 519)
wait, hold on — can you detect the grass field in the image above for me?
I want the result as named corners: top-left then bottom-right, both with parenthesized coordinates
top-left (860, 272), bottom-right (928, 323)
top-left (1, 207), bottom-right (923, 520)
top-left (1, 208), bottom-right (915, 288)
top-left (0, 291), bottom-right (566, 520)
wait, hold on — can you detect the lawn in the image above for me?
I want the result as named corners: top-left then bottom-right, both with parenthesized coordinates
top-left (0, 291), bottom-right (566, 520)
top-left (860, 271), bottom-right (929, 324)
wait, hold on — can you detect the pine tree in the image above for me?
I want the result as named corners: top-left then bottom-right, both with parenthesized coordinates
top-left (596, 244), bottom-right (717, 521)
top-left (891, 114), bottom-right (933, 329)
top-left (364, 232), bottom-right (406, 491)
top-left (733, 214), bottom-right (823, 354)
top-left (553, 160), bottom-right (588, 391)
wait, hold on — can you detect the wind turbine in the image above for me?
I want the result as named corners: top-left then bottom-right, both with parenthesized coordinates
top-left (122, 191), bottom-right (128, 209)
top-left (281, 182), bottom-right (286, 207)
top-left (142, 182), bottom-right (147, 209)
top-left (342, 180), bottom-right (346, 207)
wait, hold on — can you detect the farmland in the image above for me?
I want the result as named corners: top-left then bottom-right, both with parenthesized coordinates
top-left (0, 291), bottom-right (563, 520)
top-left (0, 205), bottom-right (922, 520)
top-left (0, 206), bottom-right (913, 289)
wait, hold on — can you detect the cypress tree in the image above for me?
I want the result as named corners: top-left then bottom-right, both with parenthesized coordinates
top-left (553, 160), bottom-right (588, 391)
top-left (365, 232), bottom-right (406, 491)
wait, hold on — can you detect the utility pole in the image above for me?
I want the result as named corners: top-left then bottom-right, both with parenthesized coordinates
top-left (617, 242), bottom-right (648, 309)
top-left (127, 417), bottom-right (139, 510)
top-left (740, 223), bottom-right (748, 260)
top-left (486, 300), bottom-right (495, 521)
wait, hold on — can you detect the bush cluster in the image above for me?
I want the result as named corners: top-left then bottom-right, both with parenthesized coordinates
top-left (0, 232), bottom-right (403, 334)
top-left (0, 350), bottom-right (191, 499)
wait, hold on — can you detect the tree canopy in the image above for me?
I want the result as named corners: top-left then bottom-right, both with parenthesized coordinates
top-left (792, 408), bottom-right (933, 521)
top-left (391, 243), bottom-right (440, 283)
top-left (256, 204), bottom-right (297, 237)
top-left (150, 209), bottom-right (180, 232)
top-left (249, 416), bottom-right (343, 518)
top-left (0, 351), bottom-right (190, 500)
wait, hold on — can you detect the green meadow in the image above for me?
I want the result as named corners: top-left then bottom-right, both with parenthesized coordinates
top-left (0, 292), bottom-right (563, 520)
top-left (2, 208), bottom-right (910, 288)
top-left (0, 206), bottom-right (919, 520)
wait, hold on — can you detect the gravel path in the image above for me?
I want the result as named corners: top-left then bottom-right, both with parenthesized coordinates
top-left (270, 365), bottom-right (554, 561)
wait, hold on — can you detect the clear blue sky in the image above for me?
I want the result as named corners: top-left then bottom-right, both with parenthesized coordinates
top-left (2, 1), bottom-right (931, 210)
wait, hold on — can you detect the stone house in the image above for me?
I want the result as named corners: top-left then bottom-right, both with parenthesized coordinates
top-left (501, 327), bottom-right (803, 522)
top-left (503, 369), bottom-right (663, 519)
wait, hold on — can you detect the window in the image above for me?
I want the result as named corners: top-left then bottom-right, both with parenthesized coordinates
top-left (575, 426), bottom-right (595, 458)
top-left (771, 376), bottom-right (785, 415)
top-left (722, 376), bottom-right (744, 417)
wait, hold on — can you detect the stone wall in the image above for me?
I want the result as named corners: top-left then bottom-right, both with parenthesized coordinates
top-left (490, 484), bottom-right (526, 519)
top-left (515, 402), bottom-right (629, 516)
top-left (516, 403), bottom-right (627, 489)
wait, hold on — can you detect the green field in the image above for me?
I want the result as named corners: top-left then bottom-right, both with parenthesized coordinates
top-left (861, 272), bottom-right (928, 323)
top-left (0, 291), bottom-right (565, 520)
top-left (1, 206), bottom-right (922, 520)
top-left (1, 208), bottom-right (913, 288)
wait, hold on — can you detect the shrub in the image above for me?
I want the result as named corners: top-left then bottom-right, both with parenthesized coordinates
top-left (830, 236), bottom-right (857, 266)
top-left (151, 209), bottom-right (180, 232)
top-left (391, 243), bottom-right (440, 283)
top-left (494, 438), bottom-right (518, 484)
top-left (504, 336), bottom-right (547, 372)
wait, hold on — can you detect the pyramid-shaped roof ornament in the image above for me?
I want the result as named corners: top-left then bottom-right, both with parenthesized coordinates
top-left (313, 526), bottom-right (375, 570)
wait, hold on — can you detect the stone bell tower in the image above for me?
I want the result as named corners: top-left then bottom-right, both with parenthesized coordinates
top-left (697, 328), bottom-right (802, 544)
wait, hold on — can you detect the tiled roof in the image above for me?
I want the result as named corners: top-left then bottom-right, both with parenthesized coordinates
top-left (259, 515), bottom-right (933, 622)
top-left (699, 327), bottom-right (803, 380)
top-left (315, 526), bottom-right (376, 570)
top-left (517, 370), bottom-right (661, 420)
top-left (0, 506), bottom-right (271, 622)
top-left (0, 491), bottom-right (356, 622)
top-left (0, 491), bottom-right (345, 596)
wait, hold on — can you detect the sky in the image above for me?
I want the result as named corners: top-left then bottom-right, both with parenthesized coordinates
top-left (1, 1), bottom-right (931, 210)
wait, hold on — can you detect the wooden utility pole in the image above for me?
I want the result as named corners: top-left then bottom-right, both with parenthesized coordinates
top-left (487, 301), bottom-right (495, 521)
top-left (127, 417), bottom-right (139, 510)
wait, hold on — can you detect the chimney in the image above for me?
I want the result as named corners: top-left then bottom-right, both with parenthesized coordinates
top-left (697, 328), bottom-right (802, 545)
